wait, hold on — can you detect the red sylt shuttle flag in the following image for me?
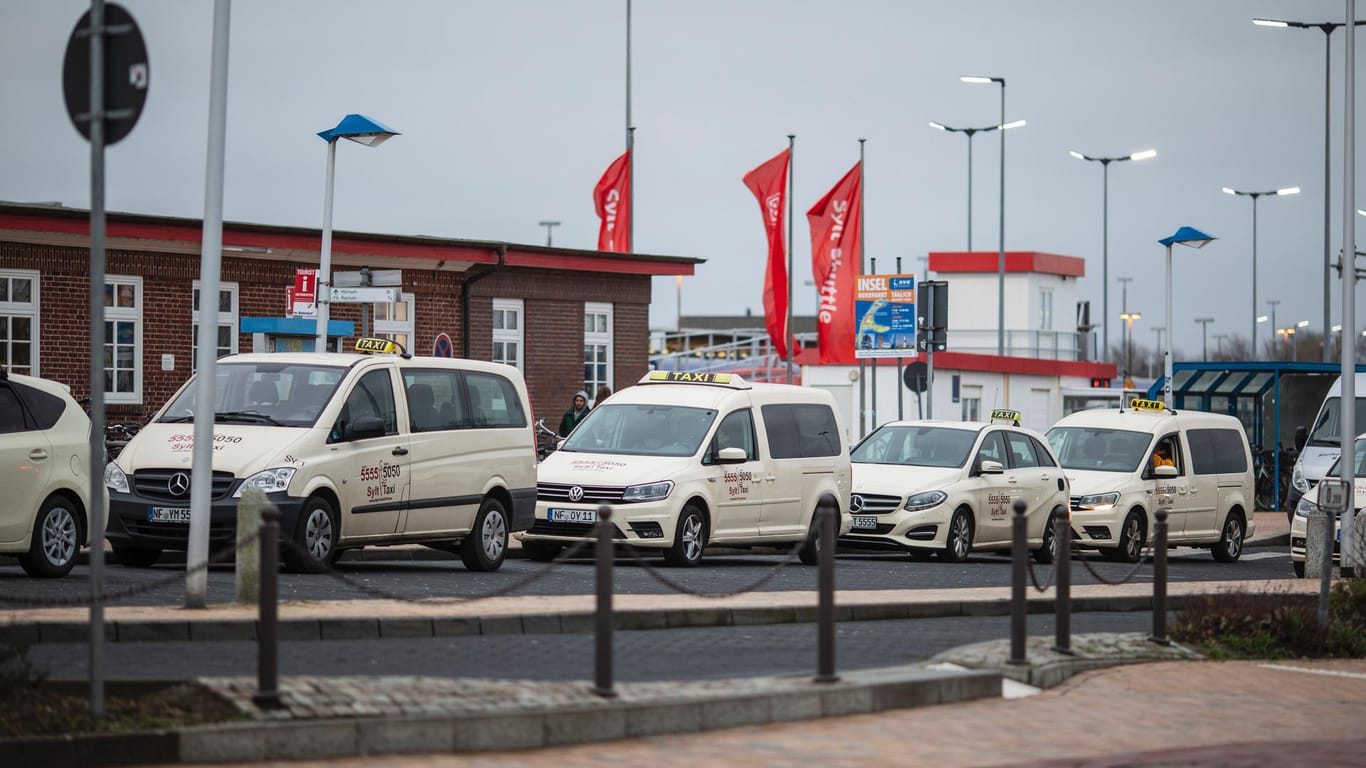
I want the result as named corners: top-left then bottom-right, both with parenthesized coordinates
top-left (594, 150), bottom-right (631, 252)
top-left (807, 162), bottom-right (862, 365)
top-left (742, 149), bottom-right (790, 361)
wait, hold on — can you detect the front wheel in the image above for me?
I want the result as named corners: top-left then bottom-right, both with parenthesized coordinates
top-left (460, 497), bottom-right (509, 572)
top-left (285, 496), bottom-right (339, 573)
top-left (1109, 510), bottom-right (1146, 564)
top-left (1211, 513), bottom-right (1245, 563)
top-left (663, 505), bottom-right (706, 567)
top-left (19, 496), bottom-right (82, 578)
top-left (940, 508), bottom-right (973, 563)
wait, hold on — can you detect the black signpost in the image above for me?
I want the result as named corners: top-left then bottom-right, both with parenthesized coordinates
top-left (916, 281), bottom-right (949, 418)
top-left (62, 0), bottom-right (149, 720)
top-left (903, 360), bottom-right (928, 418)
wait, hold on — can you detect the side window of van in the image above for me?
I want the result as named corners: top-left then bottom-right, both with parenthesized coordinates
top-left (1005, 432), bottom-right (1041, 468)
top-left (464, 372), bottom-right (528, 429)
top-left (761, 404), bottom-right (841, 459)
top-left (1188, 428), bottom-right (1248, 475)
top-left (1148, 434), bottom-right (1182, 475)
top-left (705, 409), bottom-right (757, 465)
top-left (336, 369), bottom-right (398, 439)
top-left (977, 431), bottom-right (1007, 467)
top-left (404, 369), bottom-right (463, 432)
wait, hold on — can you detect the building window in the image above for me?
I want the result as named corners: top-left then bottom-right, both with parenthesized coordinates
top-left (492, 298), bottom-right (523, 369)
top-left (0, 269), bottom-right (39, 376)
top-left (192, 281), bottom-right (239, 371)
top-left (374, 291), bottom-right (415, 352)
top-left (1039, 288), bottom-right (1053, 330)
top-left (104, 276), bottom-right (142, 403)
top-left (584, 302), bottom-right (613, 398)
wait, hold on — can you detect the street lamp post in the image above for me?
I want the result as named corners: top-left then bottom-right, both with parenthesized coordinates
top-left (1158, 227), bottom-right (1217, 406)
top-left (1253, 17), bottom-right (1366, 361)
top-left (961, 75), bottom-right (1008, 355)
top-left (538, 220), bottom-right (561, 247)
top-left (1195, 317), bottom-right (1214, 361)
top-left (1120, 311), bottom-right (1141, 388)
top-left (1069, 149), bottom-right (1157, 363)
top-left (1222, 186), bottom-right (1299, 359)
top-left (929, 118), bottom-right (1025, 251)
top-left (314, 114), bottom-right (401, 351)
top-left (1266, 299), bottom-right (1281, 354)
top-left (1277, 327), bottom-right (1296, 360)
top-left (1214, 333), bottom-right (1230, 357)
top-left (1295, 319), bottom-right (1310, 360)
top-left (1150, 326), bottom-right (1165, 379)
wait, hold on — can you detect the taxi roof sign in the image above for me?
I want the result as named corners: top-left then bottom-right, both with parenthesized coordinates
top-left (1127, 398), bottom-right (1170, 413)
top-left (640, 371), bottom-right (750, 388)
top-left (354, 337), bottom-right (410, 358)
top-left (989, 408), bottom-right (1021, 426)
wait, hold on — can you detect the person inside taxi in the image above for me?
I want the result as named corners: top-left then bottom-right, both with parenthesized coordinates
top-left (559, 391), bottom-right (591, 437)
top-left (1152, 443), bottom-right (1175, 470)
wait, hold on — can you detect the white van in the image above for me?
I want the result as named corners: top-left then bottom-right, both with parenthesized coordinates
top-left (1289, 375), bottom-right (1366, 512)
top-left (521, 371), bottom-right (852, 566)
top-left (104, 339), bottom-right (537, 572)
top-left (1290, 432), bottom-right (1365, 577)
top-left (1045, 399), bottom-right (1255, 563)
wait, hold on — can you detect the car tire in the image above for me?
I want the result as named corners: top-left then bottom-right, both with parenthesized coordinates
top-left (522, 540), bottom-right (563, 562)
top-left (113, 545), bottom-right (161, 568)
top-left (940, 508), bottom-right (973, 563)
top-left (460, 497), bottom-right (509, 572)
top-left (1211, 512), bottom-right (1245, 563)
top-left (1109, 510), bottom-right (1146, 564)
top-left (798, 516), bottom-right (826, 567)
top-left (285, 496), bottom-right (339, 574)
top-left (19, 495), bottom-right (82, 578)
top-left (663, 504), bottom-right (706, 567)
top-left (1033, 509), bottom-right (1059, 565)
top-left (1293, 561), bottom-right (1305, 578)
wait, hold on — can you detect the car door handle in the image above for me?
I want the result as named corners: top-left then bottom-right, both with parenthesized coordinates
top-left (29, 449), bottom-right (49, 461)
top-left (392, 446), bottom-right (409, 456)
top-left (766, 474), bottom-right (778, 483)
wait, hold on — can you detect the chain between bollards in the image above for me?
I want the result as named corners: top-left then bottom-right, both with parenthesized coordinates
top-left (1052, 511), bottom-right (1072, 655)
top-left (1007, 499), bottom-right (1028, 666)
top-left (592, 504), bottom-right (616, 698)
top-left (814, 496), bottom-right (839, 683)
top-left (253, 501), bottom-right (281, 709)
top-left (1150, 507), bottom-right (1169, 646)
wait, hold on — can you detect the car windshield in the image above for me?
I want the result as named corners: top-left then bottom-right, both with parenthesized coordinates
top-left (851, 424), bottom-right (976, 468)
top-left (1046, 426), bottom-right (1152, 472)
top-left (158, 362), bottom-right (346, 428)
top-left (1324, 438), bottom-right (1366, 478)
top-left (560, 403), bottom-right (716, 457)
top-left (1308, 397), bottom-right (1366, 447)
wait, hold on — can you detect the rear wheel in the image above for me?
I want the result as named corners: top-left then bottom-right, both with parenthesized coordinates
top-left (522, 540), bottom-right (563, 562)
top-left (1033, 510), bottom-right (1059, 564)
top-left (285, 496), bottom-right (339, 573)
top-left (1293, 561), bottom-right (1306, 578)
top-left (19, 496), bottom-right (82, 578)
top-left (460, 497), bottom-right (509, 572)
top-left (1211, 512), bottom-right (1245, 563)
top-left (940, 508), bottom-right (973, 563)
top-left (663, 505), bottom-right (706, 567)
top-left (113, 545), bottom-right (161, 568)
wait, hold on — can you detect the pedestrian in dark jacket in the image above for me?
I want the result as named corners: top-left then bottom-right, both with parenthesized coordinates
top-left (559, 390), bottom-right (591, 437)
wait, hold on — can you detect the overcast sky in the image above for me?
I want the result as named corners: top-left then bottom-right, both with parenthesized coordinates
top-left (3, 0), bottom-right (1365, 360)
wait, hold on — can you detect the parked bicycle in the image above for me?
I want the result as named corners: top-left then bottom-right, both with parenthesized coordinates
top-left (535, 417), bottom-right (560, 461)
top-left (1251, 443), bottom-right (1295, 513)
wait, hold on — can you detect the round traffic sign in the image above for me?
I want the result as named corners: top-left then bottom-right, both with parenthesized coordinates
top-left (433, 333), bottom-right (455, 358)
top-left (903, 360), bottom-right (928, 393)
top-left (62, 3), bottom-right (149, 145)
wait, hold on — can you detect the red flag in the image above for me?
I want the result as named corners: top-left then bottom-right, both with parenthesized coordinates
top-left (593, 150), bottom-right (631, 252)
top-left (807, 162), bottom-right (862, 365)
top-left (742, 149), bottom-right (790, 360)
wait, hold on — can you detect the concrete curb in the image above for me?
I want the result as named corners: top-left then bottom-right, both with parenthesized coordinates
top-left (5, 665), bottom-right (1001, 767)
top-left (931, 631), bottom-right (1203, 689)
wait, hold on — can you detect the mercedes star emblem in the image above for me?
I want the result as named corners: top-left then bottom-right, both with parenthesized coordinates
top-left (168, 472), bottom-right (191, 496)
top-left (850, 494), bottom-right (864, 513)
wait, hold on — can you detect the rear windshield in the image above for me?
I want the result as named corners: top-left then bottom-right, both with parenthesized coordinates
top-left (1046, 427), bottom-right (1152, 473)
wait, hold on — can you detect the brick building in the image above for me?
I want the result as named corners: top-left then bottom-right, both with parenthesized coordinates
top-left (0, 202), bottom-right (699, 425)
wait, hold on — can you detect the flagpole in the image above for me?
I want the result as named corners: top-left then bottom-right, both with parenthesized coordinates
top-left (625, 0), bottom-right (633, 252)
top-left (786, 134), bottom-right (795, 384)
top-left (858, 138), bottom-right (866, 438)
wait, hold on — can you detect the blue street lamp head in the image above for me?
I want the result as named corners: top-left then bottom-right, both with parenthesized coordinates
top-left (317, 114), bottom-right (401, 146)
top-left (1158, 226), bottom-right (1216, 249)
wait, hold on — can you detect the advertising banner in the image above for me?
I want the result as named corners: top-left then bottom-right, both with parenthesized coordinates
top-left (854, 273), bottom-right (917, 359)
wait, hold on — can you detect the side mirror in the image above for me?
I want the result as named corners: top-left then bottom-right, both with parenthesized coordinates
top-left (1153, 464), bottom-right (1178, 478)
top-left (345, 415), bottom-right (387, 441)
top-left (978, 459), bottom-right (1004, 475)
top-left (716, 446), bottom-right (748, 464)
top-left (1295, 425), bottom-right (1307, 452)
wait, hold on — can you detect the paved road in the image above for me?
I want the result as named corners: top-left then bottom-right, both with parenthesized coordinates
top-left (25, 611), bottom-right (1158, 682)
top-left (0, 545), bottom-right (1294, 609)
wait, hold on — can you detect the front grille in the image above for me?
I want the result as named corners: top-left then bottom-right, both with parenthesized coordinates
top-left (851, 492), bottom-right (902, 514)
top-left (528, 520), bottom-right (625, 538)
top-left (537, 482), bottom-right (625, 503)
top-left (132, 469), bottom-right (236, 503)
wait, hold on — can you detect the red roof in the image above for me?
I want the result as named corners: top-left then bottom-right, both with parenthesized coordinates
top-left (928, 251), bottom-right (1085, 278)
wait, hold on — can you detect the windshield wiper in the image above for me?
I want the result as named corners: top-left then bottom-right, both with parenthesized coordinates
top-left (215, 411), bottom-right (283, 426)
top-left (160, 415), bottom-right (195, 423)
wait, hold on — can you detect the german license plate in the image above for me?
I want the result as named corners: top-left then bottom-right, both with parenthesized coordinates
top-left (148, 507), bottom-right (191, 523)
top-left (851, 515), bottom-right (877, 530)
top-left (548, 508), bottom-right (597, 524)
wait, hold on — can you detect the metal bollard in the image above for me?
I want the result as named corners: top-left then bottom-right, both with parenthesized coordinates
top-left (1052, 512), bottom-right (1072, 655)
top-left (1150, 507), bottom-right (1169, 646)
top-left (1007, 499), bottom-right (1028, 666)
top-left (253, 502), bottom-right (281, 709)
top-left (814, 496), bottom-right (839, 683)
top-left (236, 489), bottom-right (263, 604)
top-left (592, 504), bottom-right (616, 698)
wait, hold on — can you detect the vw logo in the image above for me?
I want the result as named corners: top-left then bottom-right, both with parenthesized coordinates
top-left (168, 472), bottom-right (191, 496)
top-left (850, 494), bottom-right (865, 513)
top-left (567, 486), bottom-right (584, 502)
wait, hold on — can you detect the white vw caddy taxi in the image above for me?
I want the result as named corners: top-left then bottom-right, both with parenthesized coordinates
top-left (521, 371), bottom-right (852, 566)
top-left (841, 410), bottom-right (1069, 563)
top-left (1046, 399), bottom-right (1255, 564)
top-left (104, 339), bottom-right (537, 572)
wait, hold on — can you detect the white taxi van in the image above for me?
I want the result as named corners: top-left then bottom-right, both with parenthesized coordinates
top-left (841, 410), bottom-right (1068, 563)
top-left (1045, 399), bottom-right (1255, 563)
top-left (104, 339), bottom-right (537, 572)
top-left (0, 371), bottom-right (94, 577)
top-left (1290, 433), bottom-right (1365, 577)
top-left (520, 371), bottom-right (852, 566)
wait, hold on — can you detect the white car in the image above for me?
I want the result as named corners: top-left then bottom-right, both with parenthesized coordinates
top-left (1290, 433), bottom-right (1366, 577)
top-left (0, 372), bottom-right (95, 577)
top-left (841, 411), bottom-right (1068, 563)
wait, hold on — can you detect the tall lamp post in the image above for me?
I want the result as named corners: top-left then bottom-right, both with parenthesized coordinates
top-left (1221, 186), bottom-right (1299, 359)
top-left (961, 75), bottom-right (1008, 355)
top-left (1117, 276), bottom-right (1134, 363)
top-left (1214, 332), bottom-right (1230, 357)
top-left (1069, 148), bottom-right (1157, 363)
top-left (1195, 317), bottom-right (1214, 361)
top-left (315, 114), bottom-right (400, 351)
top-left (1266, 298), bottom-right (1281, 354)
top-left (929, 118), bottom-right (1025, 250)
top-left (1252, 17), bottom-right (1366, 361)
top-left (1150, 326), bottom-right (1165, 379)
top-left (1158, 227), bottom-right (1217, 406)
top-left (1120, 311), bottom-right (1141, 388)
top-left (1295, 319), bottom-right (1310, 360)
top-left (1277, 326), bottom-right (1296, 360)
top-left (538, 220), bottom-right (561, 246)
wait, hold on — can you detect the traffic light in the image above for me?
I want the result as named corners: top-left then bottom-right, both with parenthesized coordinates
top-left (1090, 377), bottom-right (1111, 388)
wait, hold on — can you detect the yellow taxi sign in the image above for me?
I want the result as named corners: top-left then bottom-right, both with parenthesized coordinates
top-left (1128, 398), bottom-right (1168, 412)
top-left (989, 408), bottom-right (1021, 425)
top-left (641, 371), bottom-right (747, 387)
top-left (354, 337), bottom-right (399, 355)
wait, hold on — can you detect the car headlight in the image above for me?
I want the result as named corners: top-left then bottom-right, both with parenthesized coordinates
top-left (1296, 496), bottom-right (1317, 518)
top-left (104, 462), bottom-right (129, 494)
top-left (1292, 464), bottom-right (1309, 493)
top-left (903, 490), bottom-right (947, 512)
top-left (233, 467), bottom-right (296, 497)
top-left (1075, 492), bottom-right (1120, 510)
top-left (622, 480), bottom-right (673, 502)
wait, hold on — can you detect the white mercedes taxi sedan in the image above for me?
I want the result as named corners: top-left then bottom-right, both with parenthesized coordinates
top-left (841, 411), bottom-right (1068, 563)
